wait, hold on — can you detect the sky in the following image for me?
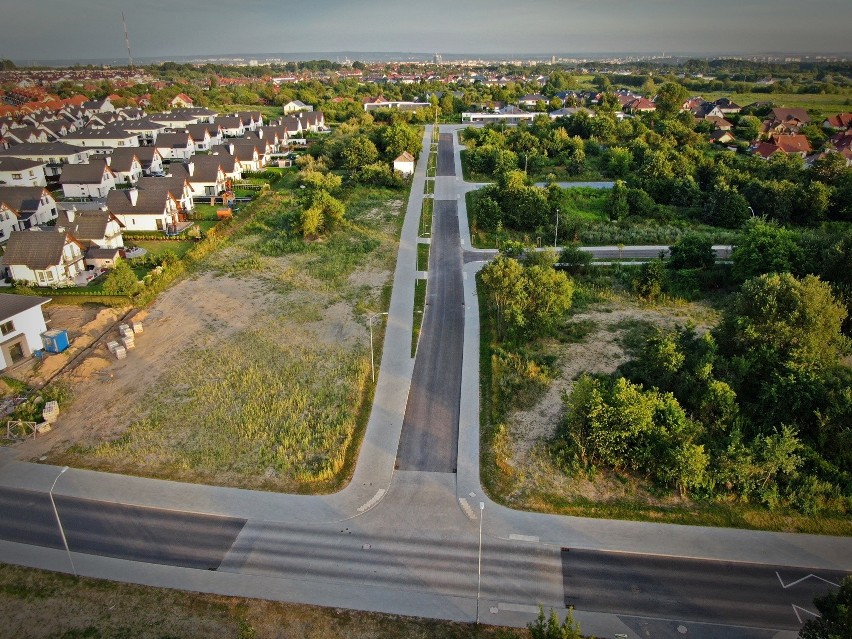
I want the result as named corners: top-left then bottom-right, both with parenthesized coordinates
top-left (3, 0), bottom-right (849, 63)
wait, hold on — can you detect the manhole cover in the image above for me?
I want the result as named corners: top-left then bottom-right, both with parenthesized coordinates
top-left (677, 625), bottom-right (688, 634)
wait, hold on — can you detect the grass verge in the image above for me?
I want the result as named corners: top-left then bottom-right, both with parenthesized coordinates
top-left (417, 242), bottom-right (430, 272)
top-left (420, 198), bottom-right (433, 237)
top-left (412, 278), bottom-right (426, 357)
top-left (0, 563), bottom-right (524, 639)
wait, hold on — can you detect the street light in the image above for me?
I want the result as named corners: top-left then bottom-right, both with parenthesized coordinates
top-left (476, 501), bottom-right (485, 624)
top-left (748, 206), bottom-right (756, 218)
top-left (553, 207), bottom-right (559, 248)
top-left (368, 312), bottom-right (389, 383)
top-left (49, 466), bottom-right (76, 577)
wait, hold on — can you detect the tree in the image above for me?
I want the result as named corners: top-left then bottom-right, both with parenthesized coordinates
top-left (341, 135), bottom-right (379, 173)
top-left (668, 233), bottom-right (716, 270)
top-left (634, 259), bottom-right (666, 301)
top-left (103, 261), bottom-right (139, 296)
top-left (605, 180), bottom-right (629, 221)
top-left (480, 256), bottom-right (528, 339)
top-left (528, 607), bottom-right (582, 639)
top-left (524, 265), bottom-right (574, 335)
top-left (300, 189), bottom-right (345, 237)
top-left (716, 273), bottom-right (849, 375)
top-left (654, 82), bottom-right (689, 119)
top-left (799, 576), bottom-right (852, 639)
top-left (379, 123), bottom-right (420, 160)
top-left (703, 182), bottom-right (750, 228)
top-left (731, 219), bottom-right (803, 281)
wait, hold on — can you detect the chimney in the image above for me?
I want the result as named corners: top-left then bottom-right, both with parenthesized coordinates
top-left (105, 155), bottom-right (112, 166)
top-left (67, 206), bottom-right (76, 223)
top-left (129, 188), bottom-right (138, 206)
top-left (187, 161), bottom-right (194, 177)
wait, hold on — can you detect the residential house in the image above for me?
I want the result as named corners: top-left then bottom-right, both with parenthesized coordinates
top-left (171, 107), bottom-right (218, 124)
top-left (712, 98), bottom-right (742, 114)
top-left (0, 293), bottom-right (52, 369)
top-left (55, 208), bottom-right (124, 268)
top-left (0, 142), bottom-right (90, 180)
top-left (213, 142), bottom-right (262, 172)
top-left (704, 116), bottom-right (734, 131)
top-left (106, 150), bottom-right (143, 185)
top-left (155, 131), bottom-right (195, 162)
top-left (81, 98), bottom-right (115, 116)
top-left (59, 159), bottom-right (116, 199)
top-left (120, 119), bottom-right (165, 146)
top-left (229, 137), bottom-right (272, 168)
top-left (170, 158), bottom-right (227, 198)
top-left (235, 111), bottom-right (263, 132)
top-left (0, 202), bottom-right (21, 241)
top-left (393, 152), bottom-right (415, 176)
top-left (625, 97), bottom-right (657, 113)
top-left (213, 116), bottom-right (245, 137)
top-left (518, 94), bottom-right (548, 108)
top-left (751, 141), bottom-right (783, 159)
top-left (691, 103), bottom-right (725, 119)
top-left (137, 176), bottom-right (194, 213)
top-left (282, 100), bottom-right (312, 114)
top-left (769, 133), bottom-right (812, 156)
top-left (1, 230), bottom-right (86, 287)
top-left (105, 186), bottom-right (184, 232)
top-left (147, 111), bottom-right (199, 130)
top-left (186, 123), bottom-right (222, 151)
top-left (62, 127), bottom-right (139, 152)
top-left (549, 107), bottom-right (593, 120)
top-left (762, 107), bottom-right (810, 135)
top-left (169, 93), bottom-right (194, 109)
top-left (207, 147), bottom-right (242, 181)
top-left (823, 113), bottom-right (852, 131)
top-left (0, 157), bottom-right (47, 187)
top-left (122, 146), bottom-right (164, 176)
top-left (0, 186), bottom-right (58, 231)
top-left (710, 130), bottom-right (736, 145)
top-left (296, 111), bottom-right (325, 132)
top-left (4, 126), bottom-right (55, 145)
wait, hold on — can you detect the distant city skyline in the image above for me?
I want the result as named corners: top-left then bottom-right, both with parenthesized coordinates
top-left (3, 0), bottom-right (849, 63)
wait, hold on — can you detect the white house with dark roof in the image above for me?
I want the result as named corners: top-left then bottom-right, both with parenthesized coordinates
top-left (120, 146), bottom-right (164, 176)
top-left (213, 116), bottom-right (245, 137)
top-left (137, 175), bottom-right (194, 213)
top-left (283, 100), bottom-right (313, 114)
top-left (0, 186), bottom-right (58, 231)
top-left (0, 202), bottom-right (21, 242)
top-left (106, 186), bottom-right (183, 232)
top-left (170, 158), bottom-right (227, 198)
top-left (0, 157), bottom-right (47, 187)
top-left (0, 142), bottom-right (90, 180)
top-left (105, 150), bottom-right (143, 185)
top-left (155, 131), bottom-right (195, 162)
top-left (0, 293), bottom-right (52, 369)
top-left (62, 127), bottom-right (139, 152)
top-left (59, 159), bottom-right (116, 199)
top-left (120, 119), bottom-right (164, 146)
top-left (1, 230), bottom-right (86, 287)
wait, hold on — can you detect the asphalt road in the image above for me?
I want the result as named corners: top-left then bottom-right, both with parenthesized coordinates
top-left (0, 486), bottom-right (245, 570)
top-left (561, 548), bottom-right (848, 632)
top-left (436, 132), bottom-right (455, 176)
top-left (396, 133), bottom-right (464, 472)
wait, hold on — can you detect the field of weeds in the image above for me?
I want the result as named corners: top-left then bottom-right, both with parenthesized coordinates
top-left (48, 182), bottom-right (405, 492)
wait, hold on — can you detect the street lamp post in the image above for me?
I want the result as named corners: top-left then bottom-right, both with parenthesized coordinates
top-left (476, 501), bottom-right (485, 624)
top-left (49, 466), bottom-right (76, 577)
top-left (368, 312), bottom-right (389, 383)
top-left (553, 207), bottom-right (560, 248)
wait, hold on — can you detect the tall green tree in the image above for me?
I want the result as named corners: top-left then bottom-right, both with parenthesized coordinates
top-left (799, 576), bottom-right (852, 639)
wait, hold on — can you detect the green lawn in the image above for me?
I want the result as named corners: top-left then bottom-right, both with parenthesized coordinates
top-left (699, 91), bottom-right (852, 119)
top-left (131, 240), bottom-right (195, 259)
top-left (417, 242), bottom-right (430, 272)
top-left (412, 278), bottom-right (426, 357)
top-left (193, 203), bottom-right (222, 221)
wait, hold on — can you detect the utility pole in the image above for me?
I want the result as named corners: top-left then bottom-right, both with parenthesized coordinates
top-left (554, 207), bottom-right (559, 248)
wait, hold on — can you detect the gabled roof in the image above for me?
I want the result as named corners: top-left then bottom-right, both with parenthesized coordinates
top-left (771, 134), bottom-right (811, 154)
top-left (186, 123), bottom-right (218, 141)
top-left (0, 142), bottom-right (87, 159)
top-left (106, 149), bottom-right (141, 173)
top-left (120, 146), bottom-right (163, 170)
top-left (59, 159), bottom-right (113, 184)
top-left (824, 113), bottom-right (852, 129)
top-left (171, 158), bottom-right (224, 183)
top-left (56, 208), bottom-right (124, 240)
top-left (394, 152), bottom-right (415, 163)
top-left (752, 141), bottom-right (782, 159)
top-left (106, 187), bottom-right (174, 215)
top-left (1, 231), bottom-right (82, 269)
top-left (0, 186), bottom-right (51, 216)
top-left (770, 107), bottom-right (810, 125)
top-left (0, 293), bottom-right (52, 320)
top-left (155, 132), bottom-right (193, 149)
top-left (0, 157), bottom-right (44, 172)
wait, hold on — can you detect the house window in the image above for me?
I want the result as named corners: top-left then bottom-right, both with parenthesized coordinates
top-left (11, 173), bottom-right (21, 180)
top-left (0, 321), bottom-right (14, 336)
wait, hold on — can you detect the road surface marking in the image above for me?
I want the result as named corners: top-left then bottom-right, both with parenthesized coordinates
top-left (458, 497), bottom-right (477, 520)
top-left (792, 604), bottom-right (821, 624)
top-left (776, 571), bottom-right (840, 589)
top-left (357, 489), bottom-right (386, 513)
top-left (498, 602), bottom-right (540, 614)
top-left (509, 534), bottom-right (540, 543)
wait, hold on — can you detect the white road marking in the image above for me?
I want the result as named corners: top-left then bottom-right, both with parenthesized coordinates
top-left (357, 489), bottom-right (386, 513)
top-left (509, 533), bottom-right (540, 543)
top-left (458, 497), bottom-right (477, 520)
top-left (776, 571), bottom-right (840, 589)
top-left (792, 604), bottom-right (821, 624)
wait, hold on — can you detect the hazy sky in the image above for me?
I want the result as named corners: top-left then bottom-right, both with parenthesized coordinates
top-left (3, 0), bottom-right (848, 62)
